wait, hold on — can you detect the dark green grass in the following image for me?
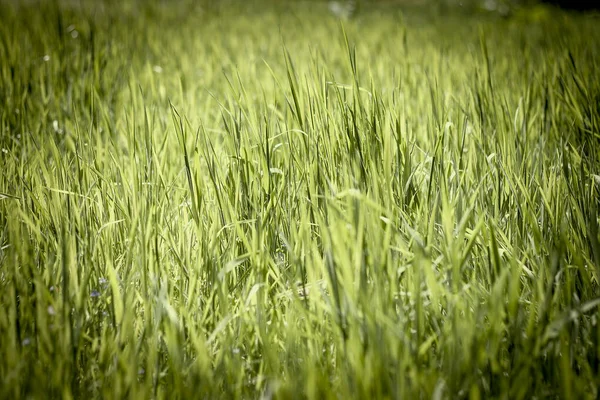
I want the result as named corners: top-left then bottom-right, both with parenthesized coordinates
top-left (1, 1), bottom-right (599, 398)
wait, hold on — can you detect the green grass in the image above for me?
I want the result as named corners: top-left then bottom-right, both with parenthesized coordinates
top-left (1, 0), bottom-right (599, 398)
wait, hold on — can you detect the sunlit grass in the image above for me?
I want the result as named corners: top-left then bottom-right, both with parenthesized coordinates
top-left (1, 1), bottom-right (599, 398)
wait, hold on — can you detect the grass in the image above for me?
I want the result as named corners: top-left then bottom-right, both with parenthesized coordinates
top-left (1, 0), bottom-right (599, 398)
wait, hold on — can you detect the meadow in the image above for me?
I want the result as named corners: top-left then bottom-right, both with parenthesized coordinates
top-left (1, 0), bottom-right (599, 398)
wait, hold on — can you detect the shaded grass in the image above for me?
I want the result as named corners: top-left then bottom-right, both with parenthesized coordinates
top-left (1, 1), bottom-right (599, 398)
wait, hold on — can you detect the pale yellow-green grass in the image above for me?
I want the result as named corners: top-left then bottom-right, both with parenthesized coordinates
top-left (1, 1), bottom-right (599, 398)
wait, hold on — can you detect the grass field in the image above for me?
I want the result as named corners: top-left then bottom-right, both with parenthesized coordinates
top-left (1, 0), bottom-right (600, 398)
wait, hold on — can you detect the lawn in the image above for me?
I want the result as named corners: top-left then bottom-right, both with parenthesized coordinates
top-left (1, 0), bottom-right (599, 398)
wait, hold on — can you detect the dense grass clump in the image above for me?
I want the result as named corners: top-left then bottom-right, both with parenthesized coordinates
top-left (1, 0), bottom-right (599, 398)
